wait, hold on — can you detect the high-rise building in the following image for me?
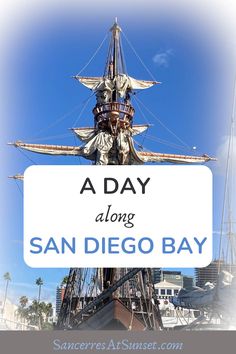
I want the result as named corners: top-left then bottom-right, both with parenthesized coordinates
top-left (195, 260), bottom-right (236, 288)
top-left (183, 275), bottom-right (194, 289)
top-left (195, 260), bottom-right (220, 288)
top-left (151, 268), bottom-right (161, 284)
top-left (56, 286), bottom-right (66, 315)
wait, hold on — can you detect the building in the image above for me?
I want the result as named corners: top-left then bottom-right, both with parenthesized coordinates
top-left (161, 271), bottom-right (183, 287)
top-left (154, 280), bottom-right (181, 317)
top-left (56, 287), bottom-right (66, 316)
top-left (151, 269), bottom-right (183, 287)
top-left (154, 280), bottom-right (181, 299)
top-left (0, 297), bottom-right (18, 330)
top-left (0, 297), bottom-right (35, 330)
top-left (195, 260), bottom-right (236, 288)
top-left (151, 268), bottom-right (161, 284)
top-left (183, 275), bottom-right (194, 289)
top-left (195, 260), bottom-right (221, 288)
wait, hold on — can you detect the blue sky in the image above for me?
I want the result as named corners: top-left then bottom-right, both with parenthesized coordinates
top-left (1, 1), bottom-right (235, 306)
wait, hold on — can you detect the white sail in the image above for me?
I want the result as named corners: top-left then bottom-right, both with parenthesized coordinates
top-left (128, 77), bottom-right (160, 90)
top-left (11, 141), bottom-right (83, 156)
top-left (131, 124), bottom-right (150, 135)
top-left (10, 140), bottom-right (216, 165)
top-left (74, 74), bottom-right (160, 97)
top-left (72, 124), bottom-right (150, 142)
top-left (71, 128), bottom-right (96, 142)
top-left (75, 76), bottom-right (104, 90)
top-left (137, 151), bottom-right (215, 164)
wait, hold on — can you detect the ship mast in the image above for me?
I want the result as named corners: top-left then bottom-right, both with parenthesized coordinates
top-left (218, 78), bottom-right (236, 273)
top-left (110, 19), bottom-right (122, 101)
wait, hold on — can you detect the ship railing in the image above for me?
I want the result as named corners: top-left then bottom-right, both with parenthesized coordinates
top-left (93, 102), bottom-right (135, 121)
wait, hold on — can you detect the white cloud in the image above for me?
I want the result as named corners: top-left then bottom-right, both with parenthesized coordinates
top-left (152, 49), bottom-right (174, 67)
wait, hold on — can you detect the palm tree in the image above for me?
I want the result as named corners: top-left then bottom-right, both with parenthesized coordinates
top-left (18, 296), bottom-right (29, 323)
top-left (19, 295), bottom-right (28, 308)
top-left (42, 302), bottom-right (53, 330)
top-left (35, 277), bottom-right (43, 329)
top-left (27, 300), bottom-right (39, 326)
top-left (37, 302), bottom-right (53, 330)
top-left (2, 272), bottom-right (11, 316)
top-left (35, 277), bottom-right (43, 303)
top-left (41, 302), bottom-right (53, 322)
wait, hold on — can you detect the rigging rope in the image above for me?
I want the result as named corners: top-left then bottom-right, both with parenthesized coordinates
top-left (22, 32), bottom-right (104, 141)
top-left (138, 272), bottom-right (153, 328)
top-left (218, 77), bottom-right (236, 272)
top-left (13, 179), bottom-right (23, 196)
top-left (133, 95), bottom-right (193, 151)
top-left (17, 148), bottom-right (38, 165)
top-left (132, 137), bottom-right (154, 153)
top-left (24, 104), bottom-right (83, 141)
top-left (73, 135), bottom-right (83, 165)
top-left (133, 95), bottom-right (151, 125)
top-left (72, 92), bottom-right (95, 127)
top-left (27, 133), bottom-right (72, 142)
top-left (76, 33), bottom-right (109, 76)
top-left (103, 35), bottom-right (113, 77)
top-left (142, 133), bottom-right (193, 152)
top-left (122, 31), bottom-right (157, 82)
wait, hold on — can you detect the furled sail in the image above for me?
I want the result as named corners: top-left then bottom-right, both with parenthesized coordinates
top-left (74, 74), bottom-right (160, 97)
top-left (128, 77), bottom-right (160, 90)
top-left (74, 76), bottom-right (108, 90)
top-left (10, 140), bottom-right (216, 165)
top-left (9, 141), bottom-right (83, 156)
top-left (71, 128), bottom-right (96, 142)
top-left (137, 151), bottom-right (216, 164)
top-left (131, 124), bottom-right (150, 135)
top-left (71, 124), bottom-right (150, 142)
top-left (127, 138), bottom-right (216, 164)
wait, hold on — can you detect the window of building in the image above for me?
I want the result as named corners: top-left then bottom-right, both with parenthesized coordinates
top-left (167, 289), bottom-right (172, 296)
top-left (174, 289), bottom-right (179, 295)
top-left (160, 289), bottom-right (165, 295)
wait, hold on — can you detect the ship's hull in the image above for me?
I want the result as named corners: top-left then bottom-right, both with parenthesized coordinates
top-left (75, 298), bottom-right (146, 330)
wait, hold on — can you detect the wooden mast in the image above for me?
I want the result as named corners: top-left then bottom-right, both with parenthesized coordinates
top-left (103, 19), bottom-right (122, 291)
top-left (111, 18), bottom-right (121, 101)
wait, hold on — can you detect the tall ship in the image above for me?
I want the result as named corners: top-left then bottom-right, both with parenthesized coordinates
top-left (10, 20), bottom-right (216, 330)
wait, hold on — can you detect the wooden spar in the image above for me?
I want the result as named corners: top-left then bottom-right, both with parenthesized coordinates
top-left (8, 174), bottom-right (24, 181)
top-left (8, 141), bottom-right (83, 156)
top-left (137, 151), bottom-right (217, 163)
top-left (9, 139), bottom-right (216, 163)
